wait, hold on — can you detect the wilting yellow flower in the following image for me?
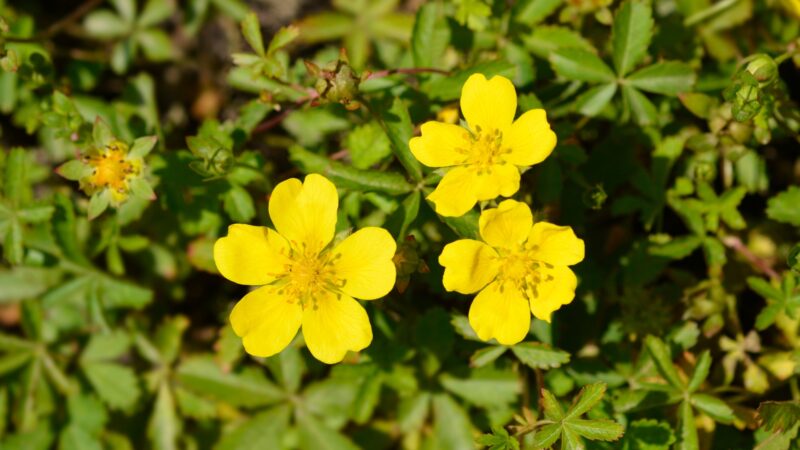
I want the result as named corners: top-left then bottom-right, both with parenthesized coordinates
top-left (410, 74), bottom-right (557, 217)
top-left (780, 0), bottom-right (800, 18)
top-left (214, 174), bottom-right (397, 364)
top-left (439, 200), bottom-right (584, 345)
top-left (80, 140), bottom-right (144, 204)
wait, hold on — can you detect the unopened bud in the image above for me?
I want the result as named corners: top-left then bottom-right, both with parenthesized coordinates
top-left (745, 54), bottom-right (778, 85)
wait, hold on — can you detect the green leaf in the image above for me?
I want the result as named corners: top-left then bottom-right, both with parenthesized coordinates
top-left (567, 383), bottom-right (607, 418)
top-left (81, 331), bottom-right (130, 363)
top-left (88, 191), bottom-right (110, 220)
top-left (412, 2), bottom-right (450, 68)
top-left (346, 122), bottom-right (392, 169)
top-left (437, 207), bottom-right (479, 239)
top-left (766, 186), bottom-right (800, 226)
top-left (566, 419), bottom-right (625, 442)
top-left (574, 83), bottom-right (618, 116)
top-left (469, 345), bottom-right (507, 368)
top-left (289, 145), bottom-right (414, 195)
top-left (650, 236), bottom-right (703, 260)
top-left (522, 25), bottom-right (594, 59)
top-left (296, 410), bottom-right (359, 450)
top-left (691, 393), bottom-right (734, 423)
top-left (531, 423), bottom-right (562, 449)
top-left (439, 368), bottom-right (519, 408)
top-left (4, 147), bottom-right (26, 206)
top-left (757, 401), bottom-right (800, 432)
top-left (223, 185), bottom-right (255, 222)
top-left (176, 357), bottom-right (285, 408)
top-left (421, 60), bottom-right (516, 101)
top-left (621, 419), bottom-right (676, 450)
top-left (3, 220), bottom-right (23, 265)
top-left (137, 29), bottom-right (173, 61)
top-left (59, 425), bottom-right (102, 450)
top-left (611, 0), bottom-right (654, 76)
top-left (82, 362), bottom-right (141, 411)
top-left (645, 335), bottom-right (685, 390)
top-left (678, 400), bottom-right (699, 450)
top-left (477, 426), bottom-right (520, 450)
top-left (92, 118), bottom-right (114, 148)
top-left (540, 388), bottom-right (565, 420)
top-left (510, 342), bottom-right (571, 369)
top-left (147, 382), bottom-right (179, 450)
top-left (215, 405), bottom-right (291, 450)
top-left (513, 0), bottom-right (562, 26)
top-left (138, 0), bottom-right (174, 27)
top-left (623, 85), bottom-right (658, 126)
top-left (550, 48), bottom-right (616, 83)
top-left (84, 10), bottom-right (130, 39)
top-left (0, 267), bottom-right (61, 304)
top-left (129, 136), bottom-right (158, 159)
top-left (378, 97), bottom-right (423, 181)
top-left (240, 13), bottom-right (264, 56)
top-left (626, 61), bottom-right (695, 95)
top-left (267, 25), bottom-right (298, 55)
top-left (56, 160), bottom-right (91, 181)
top-left (686, 350), bottom-right (711, 393)
top-left (430, 394), bottom-right (474, 450)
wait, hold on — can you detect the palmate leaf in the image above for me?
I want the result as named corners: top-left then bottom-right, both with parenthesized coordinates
top-left (532, 383), bottom-right (624, 449)
top-left (511, 342), bottom-right (571, 369)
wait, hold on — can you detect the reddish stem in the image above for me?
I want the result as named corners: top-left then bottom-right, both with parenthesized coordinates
top-left (721, 235), bottom-right (780, 280)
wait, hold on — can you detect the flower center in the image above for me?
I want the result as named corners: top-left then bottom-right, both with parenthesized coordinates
top-left (85, 141), bottom-right (141, 195)
top-left (456, 126), bottom-right (510, 173)
top-left (275, 247), bottom-right (345, 309)
top-left (495, 247), bottom-right (553, 300)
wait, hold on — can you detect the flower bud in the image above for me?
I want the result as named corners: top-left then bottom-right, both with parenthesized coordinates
top-left (745, 54), bottom-right (778, 85)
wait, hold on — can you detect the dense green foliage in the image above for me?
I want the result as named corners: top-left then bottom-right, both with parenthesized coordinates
top-left (1, 0), bottom-right (799, 449)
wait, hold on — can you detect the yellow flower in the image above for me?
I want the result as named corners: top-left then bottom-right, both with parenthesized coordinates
top-left (780, 0), bottom-right (800, 18)
top-left (409, 74), bottom-right (557, 217)
top-left (80, 140), bottom-right (144, 204)
top-left (439, 200), bottom-right (584, 345)
top-left (214, 174), bottom-right (397, 364)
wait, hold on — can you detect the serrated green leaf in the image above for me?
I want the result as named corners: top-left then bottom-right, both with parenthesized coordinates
top-left (83, 362), bottom-right (140, 411)
top-left (766, 186), bottom-right (800, 226)
top-left (690, 393), bottom-right (734, 423)
top-left (574, 83), bottom-right (617, 116)
top-left (470, 345), bottom-right (507, 368)
top-left (626, 62), bottom-right (695, 95)
top-left (267, 26), bottom-right (298, 55)
top-left (678, 400), bottom-right (698, 450)
top-left (215, 405), bottom-right (291, 450)
top-left (522, 25), bottom-right (594, 59)
top-left (645, 335), bottom-right (685, 389)
top-left (511, 342), bottom-right (570, 369)
top-left (757, 401), bottom-right (800, 433)
top-left (567, 383), bottom-right (607, 418)
top-left (550, 48), bottom-right (616, 83)
top-left (240, 13), bottom-right (264, 56)
top-left (687, 351), bottom-right (711, 393)
top-left (566, 419), bottom-right (625, 442)
top-left (611, 1), bottom-right (654, 76)
top-left (177, 357), bottom-right (284, 408)
top-left (412, 3), bottom-right (450, 68)
top-left (289, 145), bottom-right (414, 195)
top-left (147, 382), bottom-right (179, 450)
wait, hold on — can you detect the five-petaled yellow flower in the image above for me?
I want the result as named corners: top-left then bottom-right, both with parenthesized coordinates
top-left (214, 174), bottom-right (397, 364)
top-left (439, 200), bottom-right (584, 345)
top-left (410, 74), bottom-right (557, 217)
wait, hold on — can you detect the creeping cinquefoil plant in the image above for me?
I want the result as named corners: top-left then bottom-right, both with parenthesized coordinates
top-left (1, 1), bottom-right (799, 449)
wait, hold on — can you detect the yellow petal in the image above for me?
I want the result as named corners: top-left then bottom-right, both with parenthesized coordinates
top-left (469, 281), bottom-right (531, 345)
top-left (472, 163), bottom-right (521, 201)
top-left (409, 122), bottom-right (470, 168)
top-left (230, 286), bottom-right (302, 358)
top-left (527, 222), bottom-right (585, 266)
top-left (427, 166), bottom-right (479, 217)
top-left (460, 74), bottom-right (517, 133)
top-left (529, 265), bottom-right (577, 322)
top-left (214, 224), bottom-right (290, 285)
top-left (439, 239), bottom-right (499, 294)
top-left (502, 109), bottom-right (557, 167)
top-left (331, 227), bottom-right (397, 300)
top-left (269, 174), bottom-right (338, 253)
top-left (479, 200), bottom-right (533, 249)
top-left (302, 292), bottom-right (372, 364)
